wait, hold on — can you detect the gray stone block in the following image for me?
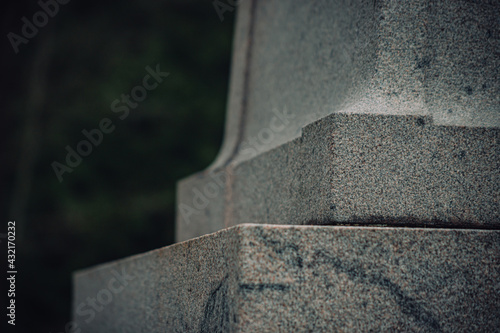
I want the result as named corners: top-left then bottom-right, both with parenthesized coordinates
top-left (177, 113), bottom-right (499, 241)
top-left (74, 1), bottom-right (500, 330)
top-left (217, 0), bottom-right (499, 160)
top-left (73, 224), bottom-right (500, 332)
top-left (176, 0), bottom-right (500, 241)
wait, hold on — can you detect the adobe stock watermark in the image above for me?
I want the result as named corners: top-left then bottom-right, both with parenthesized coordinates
top-left (212, 0), bottom-right (243, 22)
top-left (51, 64), bottom-right (169, 182)
top-left (178, 106), bottom-right (295, 224)
top-left (238, 106), bottom-right (296, 160)
top-left (7, 0), bottom-right (71, 54)
top-left (50, 267), bottom-right (136, 333)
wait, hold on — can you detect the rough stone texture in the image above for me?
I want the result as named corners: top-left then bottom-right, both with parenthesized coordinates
top-left (73, 226), bottom-right (240, 333)
top-left (176, 0), bottom-right (500, 241)
top-left (241, 0), bottom-right (500, 139)
top-left (74, 1), bottom-right (500, 330)
top-left (74, 224), bottom-right (500, 332)
top-left (178, 113), bottom-right (499, 241)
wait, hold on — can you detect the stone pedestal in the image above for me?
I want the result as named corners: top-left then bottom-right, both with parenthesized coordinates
top-left (176, 0), bottom-right (500, 241)
top-left (73, 0), bottom-right (499, 331)
top-left (73, 225), bottom-right (499, 332)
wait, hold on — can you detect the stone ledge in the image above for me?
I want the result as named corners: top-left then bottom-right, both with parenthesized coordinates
top-left (177, 113), bottom-right (500, 241)
top-left (73, 224), bottom-right (500, 332)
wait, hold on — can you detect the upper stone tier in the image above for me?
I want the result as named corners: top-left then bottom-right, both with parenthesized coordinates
top-left (176, 0), bottom-right (499, 241)
top-left (215, 0), bottom-right (499, 168)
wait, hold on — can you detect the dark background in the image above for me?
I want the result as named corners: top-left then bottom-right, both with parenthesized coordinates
top-left (1, 0), bottom-right (234, 331)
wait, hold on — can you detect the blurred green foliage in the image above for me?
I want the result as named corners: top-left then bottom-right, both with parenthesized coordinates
top-left (1, 0), bottom-right (234, 331)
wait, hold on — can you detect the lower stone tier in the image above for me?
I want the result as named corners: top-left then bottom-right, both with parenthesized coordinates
top-left (73, 225), bottom-right (499, 332)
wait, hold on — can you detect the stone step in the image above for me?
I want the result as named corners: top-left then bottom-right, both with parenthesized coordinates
top-left (73, 224), bottom-right (500, 332)
top-left (177, 113), bottom-right (500, 241)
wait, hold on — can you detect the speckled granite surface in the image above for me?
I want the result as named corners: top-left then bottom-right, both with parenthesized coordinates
top-left (177, 113), bottom-right (499, 241)
top-left (74, 224), bottom-right (500, 332)
top-left (75, 1), bottom-right (500, 330)
top-left (177, 0), bottom-right (499, 242)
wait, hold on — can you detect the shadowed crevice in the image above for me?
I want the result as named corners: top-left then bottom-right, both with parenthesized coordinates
top-left (306, 216), bottom-right (500, 230)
